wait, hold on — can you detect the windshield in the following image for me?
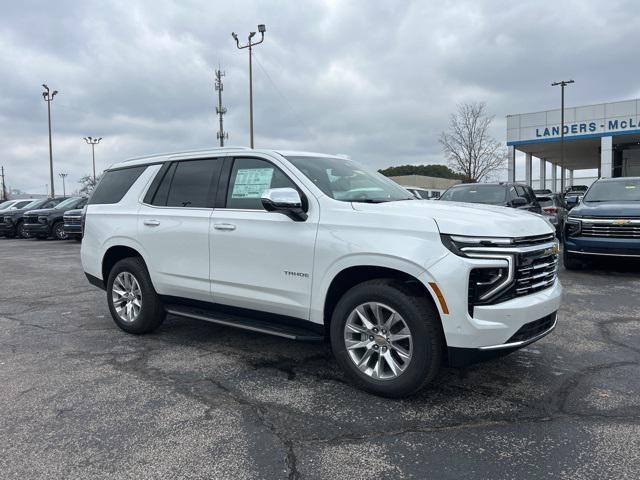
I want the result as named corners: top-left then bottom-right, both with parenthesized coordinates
top-left (0, 201), bottom-right (14, 209)
top-left (440, 185), bottom-right (507, 205)
top-left (23, 199), bottom-right (45, 210)
top-left (55, 197), bottom-right (81, 210)
top-left (584, 179), bottom-right (640, 202)
top-left (285, 156), bottom-right (414, 203)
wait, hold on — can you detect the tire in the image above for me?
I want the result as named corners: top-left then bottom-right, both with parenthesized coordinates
top-left (16, 221), bottom-right (28, 239)
top-left (330, 279), bottom-right (444, 398)
top-left (53, 221), bottom-right (67, 240)
top-left (563, 249), bottom-right (583, 270)
top-left (106, 257), bottom-right (165, 334)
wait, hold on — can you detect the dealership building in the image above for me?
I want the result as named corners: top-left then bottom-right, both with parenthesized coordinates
top-left (507, 98), bottom-right (640, 191)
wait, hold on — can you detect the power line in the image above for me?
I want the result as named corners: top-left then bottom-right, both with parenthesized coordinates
top-left (252, 52), bottom-right (310, 131)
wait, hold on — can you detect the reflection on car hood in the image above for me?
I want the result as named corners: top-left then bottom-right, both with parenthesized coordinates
top-left (351, 200), bottom-right (553, 238)
top-left (23, 208), bottom-right (56, 216)
top-left (570, 201), bottom-right (640, 218)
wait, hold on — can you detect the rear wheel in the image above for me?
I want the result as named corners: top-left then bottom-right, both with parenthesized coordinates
top-left (106, 257), bottom-right (165, 334)
top-left (53, 221), bottom-right (67, 240)
top-left (330, 279), bottom-right (444, 398)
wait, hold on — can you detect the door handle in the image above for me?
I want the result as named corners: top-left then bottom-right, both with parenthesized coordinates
top-left (214, 223), bottom-right (236, 231)
top-left (143, 220), bottom-right (160, 226)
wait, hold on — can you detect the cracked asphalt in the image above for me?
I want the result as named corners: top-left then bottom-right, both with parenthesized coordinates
top-left (1, 238), bottom-right (639, 479)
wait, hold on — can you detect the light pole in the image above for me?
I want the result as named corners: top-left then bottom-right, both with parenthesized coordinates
top-left (83, 136), bottom-right (102, 183)
top-left (42, 84), bottom-right (58, 197)
top-left (59, 172), bottom-right (68, 197)
top-left (551, 79), bottom-right (574, 193)
top-left (232, 24), bottom-right (266, 148)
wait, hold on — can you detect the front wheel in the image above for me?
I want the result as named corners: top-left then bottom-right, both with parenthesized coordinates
top-left (53, 221), bottom-right (67, 240)
top-left (330, 279), bottom-right (444, 398)
top-left (106, 257), bottom-right (165, 334)
top-left (16, 221), bottom-right (28, 239)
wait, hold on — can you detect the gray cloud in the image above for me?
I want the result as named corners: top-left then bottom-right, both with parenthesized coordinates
top-left (1, 0), bottom-right (638, 193)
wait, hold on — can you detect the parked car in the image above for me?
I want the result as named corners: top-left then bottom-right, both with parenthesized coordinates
top-left (81, 148), bottom-right (561, 398)
top-left (0, 199), bottom-right (39, 214)
top-left (537, 194), bottom-right (568, 238)
top-left (563, 185), bottom-right (588, 198)
top-left (534, 189), bottom-right (553, 196)
top-left (439, 182), bottom-right (542, 213)
top-left (564, 177), bottom-right (640, 269)
top-left (404, 186), bottom-right (441, 200)
top-left (0, 197), bottom-right (67, 238)
top-left (23, 196), bottom-right (87, 240)
top-left (63, 207), bottom-right (86, 241)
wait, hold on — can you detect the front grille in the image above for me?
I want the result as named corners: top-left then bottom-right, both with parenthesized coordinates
top-left (0, 216), bottom-right (4, 225)
top-left (580, 218), bottom-right (640, 238)
top-left (64, 216), bottom-right (82, 226)
top-left (514, 250), bottom-right (558, 296)
top-left (513, 233), bottom-right (556, 246)
top-left (507, 312), bottom-right (556, 343)
top-left (23, 215), bottom-right (39, 225)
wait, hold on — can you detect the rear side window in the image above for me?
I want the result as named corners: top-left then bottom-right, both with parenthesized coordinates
top-left (89, 167), bottom-right (146, 205)
top-left (150, 159), bottom-right (221, 208)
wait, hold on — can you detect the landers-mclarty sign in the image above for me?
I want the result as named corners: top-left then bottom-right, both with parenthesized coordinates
top-left (536, 118), bottom-right (640, 138)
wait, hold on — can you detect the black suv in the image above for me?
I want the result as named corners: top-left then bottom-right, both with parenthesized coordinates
top-left (23, 197), bottom-right (88, 240)
top-left (439, 182), bottom-right (542, 213)
top-left (0, 197), bottom-right (68, 238)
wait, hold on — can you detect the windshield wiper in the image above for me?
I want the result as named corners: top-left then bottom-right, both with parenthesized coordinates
top-left (350, 199), bottom-right (390, 203)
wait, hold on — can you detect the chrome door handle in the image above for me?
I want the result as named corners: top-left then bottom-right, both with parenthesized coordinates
top-left (213, 223), bottom-right (236, 231)
top-left (143, 220), bottom-right (160, 226)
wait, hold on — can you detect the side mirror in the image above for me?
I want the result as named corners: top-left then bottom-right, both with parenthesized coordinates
top-left (511, 197), bottom-right (527, 207)
top-left (261, 188), bottom-right (308, 222)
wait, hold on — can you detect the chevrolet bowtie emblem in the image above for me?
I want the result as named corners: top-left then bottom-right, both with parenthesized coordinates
top-left (543, 244), bottom-right (560, 256)
top-left (612, 219), bottom-right (631, 225)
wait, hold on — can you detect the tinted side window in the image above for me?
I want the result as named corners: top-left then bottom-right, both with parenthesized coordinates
top-left (165, 159), bottom-right (220, 208)
top-left (508, 186), bottom-right (519, 201)
top-left (226, 158), bottom-right (297, 210)
top-left (150, 163), bottom-right (177, 206)
top-left (89, 167), bottom-right (146, 205)
top-left (514, 185), bottom-right (527, 200)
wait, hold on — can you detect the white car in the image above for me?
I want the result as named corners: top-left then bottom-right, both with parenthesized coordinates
top-left (81, 148), bottom-right (561, 397)
top-left (0, 199), bottom-right (38, 212)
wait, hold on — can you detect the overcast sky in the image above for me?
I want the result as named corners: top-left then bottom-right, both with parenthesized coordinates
top-left (1, 0), bottom-right (639, 194)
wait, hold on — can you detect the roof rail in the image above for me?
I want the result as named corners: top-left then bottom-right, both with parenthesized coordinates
top-left (123, 146), bottom-right (253, 163)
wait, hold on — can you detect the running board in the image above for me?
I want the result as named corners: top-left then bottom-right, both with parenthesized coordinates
top-left (165, 305), bottom-right (324, 342)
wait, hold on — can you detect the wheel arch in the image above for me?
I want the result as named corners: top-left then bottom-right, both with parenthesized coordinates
top-left (102, 245), bottom-right (146, 284)
top-left (321, 264), bottom-right (443, 336)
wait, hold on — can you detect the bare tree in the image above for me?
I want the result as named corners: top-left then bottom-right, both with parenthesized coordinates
top-left (78, 173), bottom-right (101, 196)
top-left (440, 102), bottom-right (506, 183)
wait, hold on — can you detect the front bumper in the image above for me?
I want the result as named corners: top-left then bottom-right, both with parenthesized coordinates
top-left (422, 247), bottom-right (562, 351)
top-left (0, 223), bottom-right (15, 235)
top-left (23, 223), bottom-right (51, 236)
top-left (64, 224), bottom-right (82, 235)
top-left (565, 236), bottom-right (640, 258)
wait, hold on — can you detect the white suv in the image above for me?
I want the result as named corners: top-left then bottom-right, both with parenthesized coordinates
top-left (81, 148), bottom-right (561, 397)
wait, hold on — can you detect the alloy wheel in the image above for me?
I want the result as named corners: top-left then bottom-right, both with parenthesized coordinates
top-left (343, 302), bottom-right (413, 380)
top-left (55, 223), bottom-right (67, 240)
top-left (111, 272), bottom-right (143, 323)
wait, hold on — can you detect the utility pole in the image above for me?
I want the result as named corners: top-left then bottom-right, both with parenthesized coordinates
top-left (215, 68), bottom-right (228, 146)
top-left (59, 172), bottom-right (68, 197)
top-left (232, 24), bottom-right (266, 148)
top-left (1, 166), bottom-right (6, 201)
top-left (83, 136), bottom-right (102, 183)
top-left (551, 79), bottom-right (574, 193)
top-left (42, 84), bottom-right (58, 197)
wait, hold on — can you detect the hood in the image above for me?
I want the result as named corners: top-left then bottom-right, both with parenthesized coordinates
top-left (63, 208), bottom-right (83, 215)
top-left (351, 200), bottom-right (553, 238)
top-left (24, 208), bottom-right (55, 216)
top-left (570, 201), bottom-right (640, 218)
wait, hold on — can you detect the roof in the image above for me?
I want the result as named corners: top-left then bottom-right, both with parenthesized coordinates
top-left (107, 147), bottom-right (343, 170)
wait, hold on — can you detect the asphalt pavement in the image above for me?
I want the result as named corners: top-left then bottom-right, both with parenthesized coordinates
top-left (1, 238), bottom-right (639, 479)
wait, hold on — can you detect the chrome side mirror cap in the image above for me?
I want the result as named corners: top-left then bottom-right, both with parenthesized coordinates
top-left (261, 188), bottom-right (307, 221)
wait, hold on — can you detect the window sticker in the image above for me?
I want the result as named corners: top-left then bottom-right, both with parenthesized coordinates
top-left (231, 168), bottom-right (274, 198)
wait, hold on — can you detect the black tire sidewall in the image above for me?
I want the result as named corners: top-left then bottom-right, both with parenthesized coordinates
top-left (53, 221), bottom-right (66, 240)
top-left (106, 257), bottom-right (164, 334)
top-left (330, 280), bottom-right (442, 397)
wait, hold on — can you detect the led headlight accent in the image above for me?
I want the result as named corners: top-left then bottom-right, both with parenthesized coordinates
top-left (565, 218), bottom-right (581, 237)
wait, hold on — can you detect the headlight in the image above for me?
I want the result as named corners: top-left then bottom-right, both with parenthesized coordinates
top-left (38, 216), bottom-right (48, 224)
top-left (4, 216), bottom-right (14, 224)
top-left (565, 218), bottom-right (581, 237)
top-left (440, 234), bottom-right (514, 257)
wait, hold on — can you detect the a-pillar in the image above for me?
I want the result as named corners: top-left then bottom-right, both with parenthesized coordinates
top-left (600, 136), bottom-right (613, 178)
top-left (551, 163), bottom-right (557, 193)
top-left (507, 145), bottom-right (516, 182)
top-left (539, 159), bottom-right (547, 191)
top-left (525, 153), bottom-right (532, 186)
